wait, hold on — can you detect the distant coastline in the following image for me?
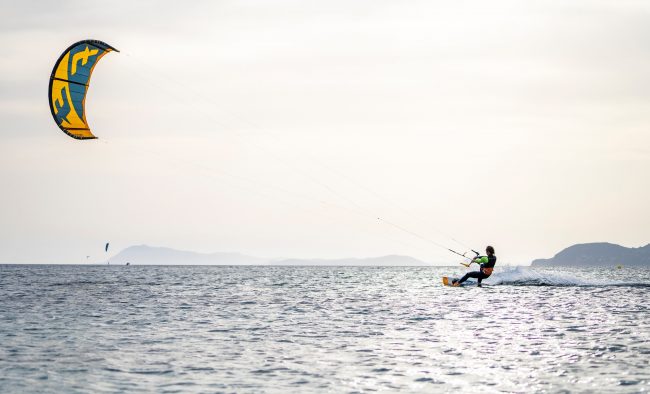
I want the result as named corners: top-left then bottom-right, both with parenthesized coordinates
top-left (105, 245), bottom-right (433, 266)
top-left (9, 243), bottom-right (649, 267)
top-left (531, 242), bottom-right (650, 267)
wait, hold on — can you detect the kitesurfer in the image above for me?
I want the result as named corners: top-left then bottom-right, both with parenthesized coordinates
top-left (453, 246), bottom-right (496, 287)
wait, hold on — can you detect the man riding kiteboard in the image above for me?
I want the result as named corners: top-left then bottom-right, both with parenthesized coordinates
top-left (452, 246), bottom-right (496, 287)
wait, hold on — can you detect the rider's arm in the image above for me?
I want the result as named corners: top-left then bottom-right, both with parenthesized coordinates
top-left (474, 256), bottom-right (488, 264)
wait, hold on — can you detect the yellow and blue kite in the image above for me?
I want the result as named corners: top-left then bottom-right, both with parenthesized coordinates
top-left (48, 39), bottom-right (118, 139)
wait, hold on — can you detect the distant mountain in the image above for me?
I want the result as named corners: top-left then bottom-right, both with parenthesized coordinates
top-left (108, 245), bottom-right (267, 265)
top-left (272, 255), bottom-right (429, 266)
top-left (531, 242), bottom-right (650, 267)
top-left (107, 245), bottom-right (432, 266)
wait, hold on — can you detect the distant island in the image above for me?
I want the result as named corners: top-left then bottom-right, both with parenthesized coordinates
top-left (108, 245), bottom-right (432, 266)
top-left (531, 242), bottom-right (650, 267)
top-left (110, 245), bottom-right (267, 265)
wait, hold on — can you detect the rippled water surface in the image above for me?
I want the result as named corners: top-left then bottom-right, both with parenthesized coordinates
top-left (1, 265), bottom-right (649, 393)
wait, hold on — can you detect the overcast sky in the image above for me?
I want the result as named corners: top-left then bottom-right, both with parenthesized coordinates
top-left (1, 0), bottom-right (649, 264)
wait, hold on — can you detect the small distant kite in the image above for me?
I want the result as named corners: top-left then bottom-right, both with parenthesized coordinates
top-left (105, 242), bottom-right (110, 252)
top-left (48, 39), bottom-right (119, 139)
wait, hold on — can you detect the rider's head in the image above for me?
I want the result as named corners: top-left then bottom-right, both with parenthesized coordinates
top-left (486, 246), bottom-right (495, 255)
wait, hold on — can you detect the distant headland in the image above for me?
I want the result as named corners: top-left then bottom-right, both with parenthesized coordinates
top-left (531, 242), bottom-right (650, 267)
top-left (107, 245), bottom-right (431, 266)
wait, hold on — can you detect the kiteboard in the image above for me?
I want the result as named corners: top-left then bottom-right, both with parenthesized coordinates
top-left (442, 276), bottom-right (459, 287)
top-left (442, 277), bottom-right (481, 287)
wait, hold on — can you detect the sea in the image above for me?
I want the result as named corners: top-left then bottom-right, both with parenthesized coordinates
top-left (1, 265), bottom-right (649, 393)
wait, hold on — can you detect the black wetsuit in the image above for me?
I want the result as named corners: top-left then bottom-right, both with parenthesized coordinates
top-left (457, 255), bottom-right (496, 286)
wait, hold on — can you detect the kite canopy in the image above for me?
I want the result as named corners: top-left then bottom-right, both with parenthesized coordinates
top-left (48, 40), bottom-right (118, 140)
